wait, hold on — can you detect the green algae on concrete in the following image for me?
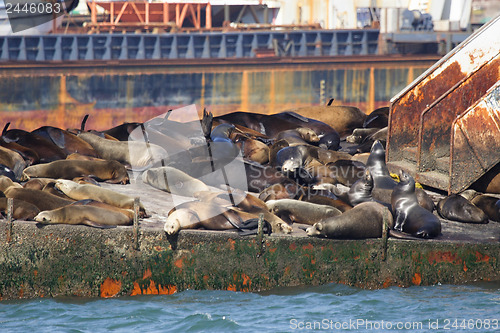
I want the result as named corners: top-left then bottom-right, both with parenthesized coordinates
top-left (0, 221), bottom-right (499, 300)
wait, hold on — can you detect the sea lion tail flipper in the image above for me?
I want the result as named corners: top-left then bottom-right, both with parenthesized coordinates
top-left (327, 98), bottom-right (334, 106)
top-left (2, 122), bottom-right (10, 135)
top-left (201, 108), bottom-right (213, 139)
top-left (81, 114), bottom-right (89, 132)
top-left (388, 229), bottom-right (420, 240)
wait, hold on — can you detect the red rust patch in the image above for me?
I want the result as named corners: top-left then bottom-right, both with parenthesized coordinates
top-left (174, 258), bottom-right (183, 269)
top-left (227, 284), bottom-right (237, 292)
top-left (100, 278), bottom-right (122, 298)
top-left (145, 280), bottom-right (159, 295)
top-left (289, 243), bottom-right (297, 251)
top-left (382, 278), bottom-right (393, 288)
top-left (475, 251), bottom-right (490, 263)
top-left (412, 273), bottom-right (422, 286)
top-left (463, 262), bottom-right (468, 272)
top-left (269, 247), bottom-right (277, 253)
top-left (130, 282), bottom-right (142, 296)
top-left (34, 270), bottom-right (38, 277)
top-left (302, 243), bottom-right (313, 251)
top-left (142, 268), bottom-right (152, 280)
top-left (158, 284), bottom-right (177, 295)
top-left (427, 251), bottom-right (460, 265)
top-left (228, 238), bottom-right (235, 250)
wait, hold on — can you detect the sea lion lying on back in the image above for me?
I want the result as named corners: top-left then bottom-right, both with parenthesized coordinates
top-left (21, 159), bottom-right (129, 184)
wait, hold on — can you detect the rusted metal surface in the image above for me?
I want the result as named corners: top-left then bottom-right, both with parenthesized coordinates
top-left (450, 81), bottom-right (500, 194)
top-left (387, 14), bottom-right (500, 163)
top-left (418, 57), bottom-right (500, 173)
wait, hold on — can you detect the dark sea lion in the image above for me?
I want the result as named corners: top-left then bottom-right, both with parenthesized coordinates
top-left (437, 194), bottom-right (488, 223)
top-left (363, 106), bottom-right (389, 129)
top-left (77, 132), bottom-right (168, 169)
top-left (269, 112), bottom-right (339, 139)
top-left (103, 122), bottom-right (142, 141)
top-left (4, 187), bottom-right (74, 211)
top-left (326, 159), bottom-right (366, 186)
top-left (0, 146), bottom-right (26, 180)
top-left (233, 135), bottom-right (269, 164)
top-left (366, 140), bottom-right (398, 189)
top-left (346, 128), bottom-right (380, 144)
top-left (266, 199), bottom-right (341, 225)
top-left (317, 132), bottom-right (341, 151)
top-left (22, 159), bottom-right (129, 184)
top-left (34, 205), bottom-right (132, 228)
top-left (32, 126), bottom-right (99, 157)
top-left (275, 145), bottom-right (318, 174)
top-left (471, 195), bottom-right (500, 222)
top-left (306, 202), bottom-right (393, 239)
top-left (0, 164), bottom-right (16, 182)
top-left (391, 171), bottom-right (441, 239)
top-left (0, 197), bottom-right (40, 220)
top-left (348, 169), bottom-right (375, 206)
top-left (2, 124), bottom-right (66, 162)
top-left (354, 127), bottom-right (389, 153)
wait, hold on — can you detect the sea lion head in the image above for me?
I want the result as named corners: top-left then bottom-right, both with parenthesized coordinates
top-left (295, 127), bottom-right (319, 143)
top-left (34, 211), bottom-right (53, 224)
top-left (318, 132), bottom-right (340, 151)
top-left (55, 179), bottom-right (79, 193)
top-left (306, 222), bottom-right (323, 237)
top-left (164, 209), bottom-right (199, 235)
top-left (398, 170), bottom-right (415, 193)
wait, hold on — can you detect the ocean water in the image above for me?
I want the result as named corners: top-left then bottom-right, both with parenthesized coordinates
top-left (1, 282), bottom-right (499, 332)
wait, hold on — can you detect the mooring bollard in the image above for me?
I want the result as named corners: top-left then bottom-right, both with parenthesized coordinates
top-left (133, 197), bottom-right (140, 250)
top-left (381, 207), bottom-right (390, 261)
top-left (256, 213), bottom-right (265, 257)
top-left (6, 197), bottom-right (13, 243)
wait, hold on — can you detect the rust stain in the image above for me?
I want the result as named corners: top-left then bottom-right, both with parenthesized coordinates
top-left (228, 238), bottom-right (235, 251)
top-left (34, 270), bottom-right (38, 277)
top-left (311, 258), bottom-right (316, 265)
top-left (142, 268), bottom-right (152, 280)
top-left (382, 278), bottom-right (392, 288)
top-left (145, 280), bottom-right (159, 295)
top-left (158, 284), bottom-right (177, 295)
top-left (475, 251), bottom-right (490, 263)
top-left (269, 247), bottom-right (277, 253)
top-left (427, 251), bottom-right (460, 265)
top-left (289, 243), bottom-right (297, 251)
top-left (130, 282), bottom-right (142, 296)
top-left (302, 243), bottom-right (313, 251)
top-left (100, 278), bottom-right (122, 298)
top-left (463, 262), bottom-right (468, 272)
top-left (19, 287), bottom-right (24, 298)
top-left (174, 258), bottom-right (183, 269)
top-left (227, 284), bottom-right (237, 292)
top-left (284, 266), bottom-right (291, 276)
top-left (412, 273), bottom-right (422, 285)
top-left (353, 255), bottom-right (360, 260)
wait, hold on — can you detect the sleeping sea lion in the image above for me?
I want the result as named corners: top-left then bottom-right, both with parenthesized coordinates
top-left (266, 199), bottom-right (341, 225)
top-left (141, 166), bottom-right (210, 197)
top-left (437, 194), bottom-right (488, 224)
top-left (34, 205), bottom-right (132, 228)
top-left (471, 195), bottom-right (500, 222)
top-left (22, 159), bottom-right (129, 184)
top-left (4, 187), bottom-right (74, 211)
top-left (306, 202), bottom-right (393, 239)
top-left (0, 197), bottom-right (40, 220)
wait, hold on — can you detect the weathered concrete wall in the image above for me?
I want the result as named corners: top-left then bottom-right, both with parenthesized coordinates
top-left (0, 222), bottom-right (498, 300)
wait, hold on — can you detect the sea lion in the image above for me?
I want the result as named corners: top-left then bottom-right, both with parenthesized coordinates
top-left (471, 195), bottom-right (500, 222)
top-left (266, 199), bottom-right (341, 225)
top-left (366, 140), bottom-right (398, 189)
top-left (55, 179), bottom-right (146, 215)
top-left (391, 171), bottom-right (441, 239)
top-left (363, 106), bottom-right (389, 129)
top-left (0, 175), bottom-right (22, 192)
top-left (281, 105), bottom-right (366, 137)
top-left (32, 126), bottom-right (99, 157)
top-left (0, 137), bottom-right (40, 165)
top-left (0, 146), bottom-right (26, 180)
top-left (0, 197), bottom-right (40, 220)
top-left (274, 128), bottom-right (319, 146)
top-left (22, 159), bottom-right (129, 184)
top-left (436, 194), bottom-right (488, 223)
top-left (164, 201), bottom-right (256, 235)
top-left (103, 122), bottom-right (142, 141)
top-left (142, 166), bottom-right (210, 197)
top-left (317, 132), bottom-right (341, 151)
top-left (0, 164), bottom-right (16, 182)
top-left (2, 125), bottom-right (66, 162)
top-left (77, 132), bottom-right (169, 169)
top-left (346, 128), bottom-right (380, 144)
top-left (23, 178), bottom-right (57, 190)
top-left (306, 202), bottom-right (393, 239)
top-left (233, 134), bottom-right (269, 164)
top-left (34, 205), bottom-right (132, 228)
top-left (471, 163), bottom-right (500, 194)
top-left (4, 187), bottom-right (74, 211)
top-left (275, 145), bottom-right (318, 174)
top-left (348, 169), bottom-right (375, 206)
top-left (326, 159), bottom-right (366, 186)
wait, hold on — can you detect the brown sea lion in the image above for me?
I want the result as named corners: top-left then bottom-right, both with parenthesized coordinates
top-left (0, 197), bottom-right (40, 220)
top-left (266, 199), bottom-right (341, 225)
top-left (21, 160), bottom-right (129, 184)
top-left (32, 126), bottom-right (99, 157)
top-left (306, 202), bottom-right (393, 239)
top-left (0, 175), bottom-right (22, 192)
top-left (233, 134), bottom-right (269, 164)
top-left (34, 205), bottom-right (132, 228)
top-left (363, 106), bottom-right (389, 129)
top-left (77, 132), bottom-right (169, 169)
top-left (471, 195), bottom-right (500, 222)
top-left (2, 124), bottom-right (66, 162)
top-left (4, 187), bottom-right (74, 211)
top-left (0, 137), bottom-right (40, 165)
top-left (437, 194), bottom-right (488, 224)
top-left (23, 178), bottom-right (56, 190)
top-left (471, 163), bottom-right (500, 194)
top-left (141, 166), bottom-right (210, 197)
top-left (274, 128), bottom-right (320, 146)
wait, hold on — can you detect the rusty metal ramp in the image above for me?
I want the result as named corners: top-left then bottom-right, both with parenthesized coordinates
top-left (386, 14), bottom-right (500, 194)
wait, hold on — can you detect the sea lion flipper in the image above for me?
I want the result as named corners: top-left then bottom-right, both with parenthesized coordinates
top-left (393, 210), bottom-right (407, 231)
top-left (282, 111), bottom-right (309, 123)
top-left (388, 229), bottom-right (420, 240)
top-left (47, 128), bottom-right (66, 149)
top-left (83, 220), bottom-right (117, 229)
